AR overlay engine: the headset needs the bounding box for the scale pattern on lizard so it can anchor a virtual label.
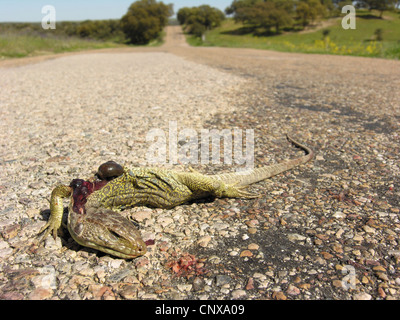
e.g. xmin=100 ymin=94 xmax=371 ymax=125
xmin=39 ymin=135 xmax=314 ymax=259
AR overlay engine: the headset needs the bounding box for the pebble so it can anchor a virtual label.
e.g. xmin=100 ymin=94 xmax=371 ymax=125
xmin=240 ymin=250 xmax=253 ymax=257
xmin=231 ymin=289 xmax=246 ymax=299
xmin=197 ymin=236 xmax=212 ymax=247
xmin=248 ymin=243 xmax=259 ymax=250
xmin=272 ymin=291 xmax=287 ymax=300
xmin=287 ymin=284 xmax=301 ymax=295
xmin=215 ymin=275 xmax=232 ymax=287
xmin=288 ymin=233 xmax=307 ymax=242
xmin=353 ymin=293 xmax=372 ymax=300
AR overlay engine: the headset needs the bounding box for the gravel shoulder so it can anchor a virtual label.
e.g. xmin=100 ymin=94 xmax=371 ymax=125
xmin=0 ymin=26 xmax=399 ymax=300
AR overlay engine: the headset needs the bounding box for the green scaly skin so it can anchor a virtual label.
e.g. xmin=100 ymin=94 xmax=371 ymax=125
xmin=38 ymin=135 xmax=314 ymax=259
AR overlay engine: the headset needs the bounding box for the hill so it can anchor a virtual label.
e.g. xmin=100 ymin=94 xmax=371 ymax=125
xmin=188 ymin=10 xmax=400 ymax=59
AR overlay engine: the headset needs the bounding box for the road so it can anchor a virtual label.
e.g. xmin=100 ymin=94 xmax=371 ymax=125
xmin=0 ymin=26 xmax=399 ymax=301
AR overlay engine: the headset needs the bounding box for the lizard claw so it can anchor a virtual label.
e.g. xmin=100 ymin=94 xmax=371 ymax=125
xmin=38 ymin=218 xmax=60 ymax=242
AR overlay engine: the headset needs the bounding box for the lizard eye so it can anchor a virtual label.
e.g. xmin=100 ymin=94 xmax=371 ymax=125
xmin=96 ymin=161 xmax=124 ymax=181
xmin=109 ymin=229 xmax=122 ymax=241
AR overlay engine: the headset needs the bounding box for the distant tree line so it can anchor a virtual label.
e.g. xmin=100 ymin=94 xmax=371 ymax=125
xmin=177 ymin=5 xmax=225 ymax=37
xmin=356 ymin=0 xmax=398 ymax=17
xmin=224 ymin=0 xmax=398 ymax=34
xmin=0 ymin=0 xmax=173 ymax=45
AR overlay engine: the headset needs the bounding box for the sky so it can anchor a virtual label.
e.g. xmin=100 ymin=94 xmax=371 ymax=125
xmin=0 ymin=0 xmax=233 ymax=22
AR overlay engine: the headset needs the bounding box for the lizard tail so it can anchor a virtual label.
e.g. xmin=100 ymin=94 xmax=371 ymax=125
xmin=210 ymin=134 xmax=314 ymax=187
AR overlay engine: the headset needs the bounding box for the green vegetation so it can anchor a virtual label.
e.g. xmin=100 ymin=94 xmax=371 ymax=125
xmin=177 ymin=5 xmax=225 ymax=37
xmin=0 ymin=0 xmax=173 ymax=59
xmin=0 ymin=22 xmax=125 ymax=58
xmin=186 ymin=5 xmax=400 ymax=59
xmin=121 ymin=0 xmax=173 ymax=44
xmin=0 ymin=33 xmax=123 ymax=59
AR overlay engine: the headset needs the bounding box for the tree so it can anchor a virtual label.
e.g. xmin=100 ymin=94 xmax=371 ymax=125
xmin=177 ymin=5 xmax=225 ymax=37
xmin=121 ymin=0 xmax=173 ymax=44
xmin=357 ymin=0 xmax=397 ymax=17
xmin=295 ymin=0 xmax=326 ymax=26
xmin=229 ymin=0 xmax=293 ymax=33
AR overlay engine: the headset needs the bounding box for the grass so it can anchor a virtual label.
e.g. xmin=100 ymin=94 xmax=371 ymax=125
xmin=0 ymin=33 xmax=126 ymax=58
xmin=188 ymin=10 xmax=400 ymax=59
xmin=0 ymin=24 xmax=165 ymax=59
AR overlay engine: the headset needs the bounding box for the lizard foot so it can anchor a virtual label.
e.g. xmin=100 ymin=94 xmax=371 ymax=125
xmin=215 ymin=182 xmax=260 ymax=199
xmin=38 ymin=215 xmax=61 ymax=242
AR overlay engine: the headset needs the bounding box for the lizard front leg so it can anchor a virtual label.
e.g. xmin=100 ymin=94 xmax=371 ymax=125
xmin=39 ymin=184 xmax=72 ymax=240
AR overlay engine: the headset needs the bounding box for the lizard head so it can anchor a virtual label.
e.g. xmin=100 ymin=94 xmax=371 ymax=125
xmin=69 ymin=207 xmax=147 ymax=259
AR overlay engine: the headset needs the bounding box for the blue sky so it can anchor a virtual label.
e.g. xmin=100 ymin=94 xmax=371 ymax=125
xmin=0 ymin=0 xmax=233 ymax=22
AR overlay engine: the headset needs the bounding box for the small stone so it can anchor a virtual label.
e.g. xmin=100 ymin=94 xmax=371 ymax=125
xmin=0 ymin=292 xmax=24 ymax=300
xmin=353 ymin=235 xmax=364 ymax=242
xmin=215 ymin=275 xmax=232 ymax=286
xmin=197 ymin=236 xmax=212 ymax=248
xmin=335 ymin=228 xmax=345 ymax=238
xmin=247 ymin=243 xmax=259 ymax=250
xmin=158 ymin=217 xmax=173 ymax=228
xmin=363 ymin=225 xmax=375 ymax=234
xmin=119 ymin=285 xmax=138 ymax=299
xmin=333 ymin=212 xmax=346 ymax=219
xmin=286 ymin=284 xmax=300 ymax=295
xmin=272 ymin=291 xmax=287 ymax=300
xmin=245 ymin=277 xmax=254 ymax=290
xmin=1 ymin=224 xmax=20 ymax=240
xmin=231 ymin=289 xmax=246 ymax=299
xmin=332 ymin=244 xmax=343 ymax=253
xmin=362 ymin=276 xmax=370 ymax=284
xmin=130 ymin=210 xmax=152 ymax=222
xmin=321 ymin=251 xmax=333 ymax=259
xmin=245 ymin=219 xmax=259 ymax=228
xmin=0 ymin=247 xmax=13 ymax=259
xmin=378 ymin=287 xmax=386 ymax=298
xmin=332 ymin=280 xmax=343 ymax=288
xmin=192 ymin=277 xmax=205 ymax=291
xmin=288 ymin=233 xmax=306 ymax=242
xmin=376 ymin=272 xmax=389 ymax=281
xmin=373 ymin=266 xmax=386 ymax=272
xmin=298 ymin=283 xmax=311 ymax=290
xmin=28 ymin=288 xmax=53 ymax=300
xmin=109 ymin=259 xmax=123 ymax=269
xmin=240 ymin=250 xmax=253 ymax=257
xmin=353 ymin=293 xmax=372 ymax=300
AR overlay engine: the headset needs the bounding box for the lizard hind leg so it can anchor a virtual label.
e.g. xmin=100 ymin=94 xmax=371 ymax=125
xmin=222 ymin=183 xmax=260 ymax=199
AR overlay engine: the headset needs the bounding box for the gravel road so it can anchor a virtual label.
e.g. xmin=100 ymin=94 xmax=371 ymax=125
xmin=0 ymin=26 xmax=399 ymax=300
